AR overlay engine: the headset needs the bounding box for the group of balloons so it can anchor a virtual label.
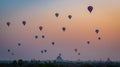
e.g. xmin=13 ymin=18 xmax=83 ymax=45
xmin=74 ymin=48 xmax=80 ymax=55
xmin=5 ymin=5 xmax=102 ymax=59
xmin=41 ymin=49 xmax=47 ymax=54
xmin=86 ymin=29 xmax=101 ymax=45
xmin=95 ymin=29 xmax=101 ymax=40
xmin=55 ymin=13 xmax=71 ymax=32
xmin=7 ymin=43 xmax=22 ymax=56
xmin=34 ymin=26 xmax=45 ymax=39
xmin=6 ymin=21 xmax=26 ymax=27
xmin=55 ymin=13 xmax=72 ymax=20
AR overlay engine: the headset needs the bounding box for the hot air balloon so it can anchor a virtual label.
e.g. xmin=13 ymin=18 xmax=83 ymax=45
xmin=78 ymin=53 xmax=80 ymax=55
xmin=22 ymin=21 xmax=26 ymax=26
xmin=95 ymin=29 xmax=99 ymax=34
xmin=87 ymin=41 xmax=90 ymax=44
xmin=42 ymin=35 xmax=45 ymax=39
xmin=35 ymin=35 xmax=38 ymax=39
xmin=68 ymin=15 xmax=72 ymax=19
xmin=18 ymin=43 xmax=21 ymax=46
xmin=8 ymin=49 xmax=10 ymax=52
xmin=6 ymin=22 xmax=10 ymax=27
xmin=74 ymin=48 xmax=77 ymax=52
xmin=88 ymin=6 xmax=93 ymax=13
xmin=98 ymin=37 xmax=101 ymax=40
xmin=44 ymin=49 xmax=47 ymax=53
xmin=52 ymin=42 xmax=55 ymax=45
xmin=39 ymin=26 xmax=43 ymax=31
xmin=41 ymin=50 xmax=43 ymax=54
xmin=62 ymin=27 xmax=66 ymax=32
xmin=55 ymin=13 xmax=59 ymax=17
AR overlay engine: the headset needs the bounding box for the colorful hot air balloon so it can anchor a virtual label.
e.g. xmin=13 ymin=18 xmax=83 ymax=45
xmin=39 ymin=26 xmax=43 ymax=31
xmin=62 ymin=27 xmax=66 ymax=32
xmin=55 ymin=13 xmax=59 ymax=17
xmin=6 ymin=22 xmax=10 ymax=27
xmin=88 ymin=6 xmax=93 ymax=13
xmin=22 ymin=21 xmax=26 ymax=26
xmin=68 ymin=15 xmax=72 ymax=19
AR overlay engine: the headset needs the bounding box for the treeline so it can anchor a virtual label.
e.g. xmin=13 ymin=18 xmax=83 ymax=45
xmin=0 ymin=59 xmax=120 ymax=67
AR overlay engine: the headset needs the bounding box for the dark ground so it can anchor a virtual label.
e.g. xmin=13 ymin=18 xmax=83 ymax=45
xmin=0 ymin=59 xmax=120 ymax=67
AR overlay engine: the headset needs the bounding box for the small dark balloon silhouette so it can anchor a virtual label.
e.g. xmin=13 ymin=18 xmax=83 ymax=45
xmin=95 ymin=29 xmax=99 ymax=34
xmin=74 ymin=48 xmax=77 ymax=52
xmin=87 ymin=41 xmax=90 ymax=44
xmin=22 ymin=21 xmax=26 ymax=26
xmin=39 ymin=26 xmax=43 ymax=31
xmin=8 ymin=49 xmax=10 ymax=52
xmin=62 ymin=27 xmax=66 ymax=32
xmin=44 ymin=49 xmax=47 ymax=53
xmin=88 ymin=6 xmax=93 ymax=13
xmin=41 ymin=50 xmax=44 ymax=53
xmin=42 ymin=35 xmax=45 ymax=39
xmin=78 ymin=53 xmax=80 ymax=55
xmin=55 ymin=13 xmax=59 ymax=17
xmin=68 ymin=15 xmax=72 ymax=19
xmin=6 ymin=22 xmax=10 ymax=27
xmin=98 ymin=37 xmax=101 ymax=40
xmin=18 ymin=43 xmax=21 ymax=46
xmin=52 ymin=42 xmax=55 ymax=45
xmin=35 ymin=35 xmax=38 ymax=39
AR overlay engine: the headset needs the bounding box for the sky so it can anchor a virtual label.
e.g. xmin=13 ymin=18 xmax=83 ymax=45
xmin=0 ymin=0 xmax=120 ymax=61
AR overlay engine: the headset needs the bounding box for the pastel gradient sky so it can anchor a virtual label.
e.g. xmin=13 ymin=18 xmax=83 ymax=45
xmin=0 ymin=0 xmax=120 ymax=61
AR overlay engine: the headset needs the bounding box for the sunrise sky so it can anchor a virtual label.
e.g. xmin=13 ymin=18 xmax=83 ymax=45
xmin=0 ymin=0 xmax=120 ymax=61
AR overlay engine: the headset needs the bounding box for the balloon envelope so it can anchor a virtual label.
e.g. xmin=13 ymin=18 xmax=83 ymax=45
xmin=35 ymin=35 xmax=38 ymax=39
xmin=8 ymin=49 xmax=10 ymax=52
xmin=41 ymin=50 xmax=43 ymax=53
xmin=78 ymin=53 xmax=80 ymax=55
xmin=44 ymin=50 xmax=47 ymax=53
xmin=98 ymin=37 xmax=101 ymax=40
xmin=88 ymin=6 xmax=93 ymax=13
xmin=74 ymin=48 xmax=77 ymax=52
xmin=22 ymin=21 xmax=26 ymax=26
xmin=52 ymin=42 xmax=55 ymax=45
xmin=55 ymin=13 xmax=59 ymax=17
xmin=95 ymin=29 xmax=99 ymax=34
xmin=42 ymin=35 xmax=45 ymax=39
xmin=87 ymin=41 xmax=90 ymax=44
xmin=39 ymin=26 xmax=43 ymax=31
xmin=62 ymin=27 xmax=66 ymax=32
xmin=6 ymin=22 xmax=10 ymax=27
xmin=18 ymin=43 xmax=21 ymax=46
xmin=68 ymin=15 xmax=72 ymax=19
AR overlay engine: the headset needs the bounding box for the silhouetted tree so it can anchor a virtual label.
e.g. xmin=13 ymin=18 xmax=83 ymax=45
xmin=18 ymin=59 xmax=24 ymax=67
